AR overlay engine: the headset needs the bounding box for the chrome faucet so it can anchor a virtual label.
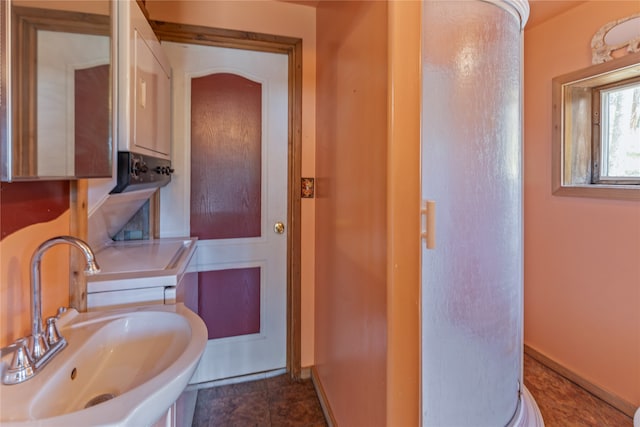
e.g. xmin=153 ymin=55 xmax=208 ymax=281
xmin=2 ymin=236 xmax=100 ymax=385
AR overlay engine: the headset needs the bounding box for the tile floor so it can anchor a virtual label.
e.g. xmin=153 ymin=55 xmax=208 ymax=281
xmin=524 ymin=354 xmax=633 ymax=427
xmin=193 ymin=354 xmax=634 ymax=427
xmin=193 ymin=374 xmax=327 ymax=427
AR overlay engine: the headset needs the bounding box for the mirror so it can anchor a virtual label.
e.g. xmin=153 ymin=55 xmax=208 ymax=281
xmin=1 ymin=0 xmax=113 ymax=181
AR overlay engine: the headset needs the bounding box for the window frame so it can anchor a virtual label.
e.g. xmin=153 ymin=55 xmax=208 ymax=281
xmin=551 ymin=51 xmax=640 ymax=200
xmin=591 ymin=75 xmax=640 ymax=186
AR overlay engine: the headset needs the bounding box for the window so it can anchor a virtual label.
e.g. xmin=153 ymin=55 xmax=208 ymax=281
xmin=593 ymin=78 xmax=640 ymax=184
xmin=552 ymin=52 xmax=640 ymax=200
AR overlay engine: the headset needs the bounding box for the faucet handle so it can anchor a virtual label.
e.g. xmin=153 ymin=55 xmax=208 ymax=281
xmin=56 ymin=306 xmax=68 ymax=319
xmin=45 ymin=317 xmax=63 ymax=346
xmin=3 ymin=338 xmax=35 ymax=385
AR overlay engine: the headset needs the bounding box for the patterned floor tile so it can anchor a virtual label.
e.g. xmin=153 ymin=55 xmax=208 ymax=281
xmin=194 ymin=375 xmax=326 ymax=427
xmin=193 ymin=361 xmax=633 ymax=427
xmin=524 ymin=354 xmax=633 ymax=427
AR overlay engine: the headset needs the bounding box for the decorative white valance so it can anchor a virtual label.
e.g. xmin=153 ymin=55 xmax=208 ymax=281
xmin=592 ymin=13 xmax=640 ymax=64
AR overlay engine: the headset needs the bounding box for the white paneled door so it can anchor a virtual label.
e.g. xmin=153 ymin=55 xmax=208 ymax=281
xmin=161 ymin=42 xmax=288 ymax=383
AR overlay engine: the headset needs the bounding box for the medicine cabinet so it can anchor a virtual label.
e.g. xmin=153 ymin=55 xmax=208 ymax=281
xmin=1 ymin=0 xmax=114 ymax=181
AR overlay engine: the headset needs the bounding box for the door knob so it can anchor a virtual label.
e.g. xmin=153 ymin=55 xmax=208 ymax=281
xmin=274 ymin=222 xmax=285 ymax=234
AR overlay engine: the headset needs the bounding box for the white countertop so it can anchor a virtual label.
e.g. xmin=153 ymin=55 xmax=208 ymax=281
xmin=87 ymin=237 xmax=197 ymax=293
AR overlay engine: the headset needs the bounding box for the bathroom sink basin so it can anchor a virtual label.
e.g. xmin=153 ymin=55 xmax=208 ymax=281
xmin=0 ymin=304 xmax=207 ymax=427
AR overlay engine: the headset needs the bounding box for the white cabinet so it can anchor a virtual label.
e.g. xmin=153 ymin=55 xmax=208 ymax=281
xmin=118 ymin=0 xmax=171 ymax=158
xmin=85 ymin=238 xmax=197 ymax=311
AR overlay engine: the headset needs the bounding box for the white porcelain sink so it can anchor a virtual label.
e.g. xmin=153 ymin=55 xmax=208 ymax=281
xmin=0 ymin=304 xmax=207 ymax=427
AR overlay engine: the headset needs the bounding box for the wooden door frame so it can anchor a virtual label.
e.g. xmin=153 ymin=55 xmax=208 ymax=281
xmin=150 ymin=21 xmax=303 ymax=379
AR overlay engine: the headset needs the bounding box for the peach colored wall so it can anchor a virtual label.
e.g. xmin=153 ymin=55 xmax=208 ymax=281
xmin=524 ymin=1 xmax=640 ymax=407
xmin=315 ymin=1 xmax=389 ymax=425
xmin=0 ymin=214 xmax=70 ymax=347
xmin=144 ymin=0 xmax=317 ymax=368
